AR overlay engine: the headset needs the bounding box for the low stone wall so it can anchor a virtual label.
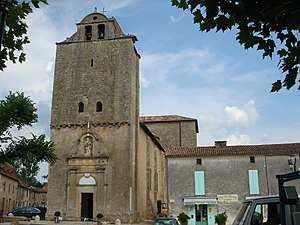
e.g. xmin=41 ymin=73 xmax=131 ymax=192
xmin=2 ymin=216 xmax=29 ymax=225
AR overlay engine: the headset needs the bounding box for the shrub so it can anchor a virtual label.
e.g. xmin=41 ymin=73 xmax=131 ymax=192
xmin=215 ymin=212 xmax=227 ymax=225
xmin=177 ymin=212 xmax=190 ymax=224
xmin=96 ymin=213 xmax=104 ymax=220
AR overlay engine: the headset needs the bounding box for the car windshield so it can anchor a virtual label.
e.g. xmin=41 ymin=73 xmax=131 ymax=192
xmin=232 ymin=202 xmax=251 ymax=225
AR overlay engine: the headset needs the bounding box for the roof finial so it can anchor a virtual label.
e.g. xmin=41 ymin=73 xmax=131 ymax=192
xmin=94 ymin=7 xmax=97 ymax=13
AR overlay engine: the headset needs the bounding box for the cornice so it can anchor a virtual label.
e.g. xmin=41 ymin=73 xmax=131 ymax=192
xmin=50 ymin=122 xmax=130 ymax=129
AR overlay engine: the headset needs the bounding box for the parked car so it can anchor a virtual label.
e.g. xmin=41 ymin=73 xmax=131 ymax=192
xmin=154 ymin=218 xmax=180 ymax=225
xmin=12 ymin=207 xmax=41 ymax=218
xmin=32 ymin=204 xmax=47 ymax=219
xmin=232 ymin=195 xmax=300 ymax=225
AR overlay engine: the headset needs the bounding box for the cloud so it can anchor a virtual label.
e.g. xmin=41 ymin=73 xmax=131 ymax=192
xmin=224 ymin=100 xmax=259 ymax=127
xmin=139 ymin=47 xmax=263 ymax=146
xmin=170 ymin=14 xmax=185 ymax=23
xmin=140 ymin=48 xmax=211 ymax=86
xmin=140 ymin=72 xmax=150 ymax=88
xmin=226 ymin=134 xmax=251 ymax=145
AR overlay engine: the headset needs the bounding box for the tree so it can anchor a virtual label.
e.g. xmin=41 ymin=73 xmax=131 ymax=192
xmin=0 ymin=92 xmax=56 ymax=185
xmin=0 ymin=0 xmax=48 ymax=70
xmin=171 ymin=0 xmax=300 ymax=92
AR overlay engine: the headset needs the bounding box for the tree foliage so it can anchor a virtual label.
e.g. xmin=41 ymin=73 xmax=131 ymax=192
xmin=0 ymin=92 xmax=56 ymax=185
xmin=0 ymin=0 xmax=48 ymax=70
xmin=0 ymin=92 xmax=37 ymax=142
xmin=5 ymin=134 xmax=55 ymax=186
xmin=171 ymin=0 xmax=300 ymax=92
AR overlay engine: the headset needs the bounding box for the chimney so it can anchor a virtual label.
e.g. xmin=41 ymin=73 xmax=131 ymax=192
xmin=215 ymin=141 xmax=227 ymax=148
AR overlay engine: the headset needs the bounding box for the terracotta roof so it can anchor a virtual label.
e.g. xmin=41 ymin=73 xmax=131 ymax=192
xmin=140 ymin=115 xmax=199 ymax=133
xmin=166 ymin=143 xmax=300 ymax=157
xmin=30 ymin=183 xmax=48 ymax=193
xmin=0 ymin=163 xmax=19 ymax=182
xmin=140 ymin=115 xmax=196 ymax=122
xmin=0 ymin=163 xmax=28 ymax=188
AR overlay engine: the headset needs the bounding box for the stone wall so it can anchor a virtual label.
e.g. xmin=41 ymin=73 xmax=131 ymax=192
xmin=143 ymin=121 xmax=197 ymax=148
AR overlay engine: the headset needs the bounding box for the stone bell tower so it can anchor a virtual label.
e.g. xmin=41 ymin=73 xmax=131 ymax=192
xmin=47 ymin=11 xmax=140 ymax=223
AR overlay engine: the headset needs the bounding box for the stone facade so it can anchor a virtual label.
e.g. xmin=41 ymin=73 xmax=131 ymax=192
xmin=0 ymin=163 xmax=33 ymax=214
xmin=0 ymin=166 xmax=18 ymax=214
xmin=140 ymin=115 xmax=198 ymax=148
xmin=47 ymin=12 xmax=166 ymax=223
xmin=166 ymin=142 xmax=300 ymax=225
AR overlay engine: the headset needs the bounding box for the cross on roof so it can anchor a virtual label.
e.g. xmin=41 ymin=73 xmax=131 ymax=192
xmin=100 ymin=7 xmax=107 ymax=14
xmin=94 ymin=6 xmax=107 ymax=14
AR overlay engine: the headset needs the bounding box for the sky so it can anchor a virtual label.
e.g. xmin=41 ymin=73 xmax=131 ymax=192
xmin=1 ymin=0 xmax=300 ymax=180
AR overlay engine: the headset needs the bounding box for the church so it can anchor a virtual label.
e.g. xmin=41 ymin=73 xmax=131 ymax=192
xmin=47 ymin=11 xmax=167 ymax=223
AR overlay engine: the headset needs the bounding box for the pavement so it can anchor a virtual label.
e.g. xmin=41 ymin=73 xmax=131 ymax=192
xmin=1 ymin=219 xmax=154 ymax=225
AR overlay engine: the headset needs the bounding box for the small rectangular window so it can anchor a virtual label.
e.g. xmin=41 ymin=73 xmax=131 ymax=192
xmin=91 ymin=59 xmax=93 ymax=67
xmin=78 ymin=102 xmax=84 ymax=112
xmin=96 ymin=101 xmax=103 ymax=112
xmin=196 ymin=158 xmax=202 ymax=165
xmin=250 ymin=156 xmax=255 ymax=163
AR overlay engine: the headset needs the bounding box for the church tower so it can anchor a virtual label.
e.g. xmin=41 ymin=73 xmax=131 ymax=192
xmin=47 ymin=11 xmax=141 ymax=223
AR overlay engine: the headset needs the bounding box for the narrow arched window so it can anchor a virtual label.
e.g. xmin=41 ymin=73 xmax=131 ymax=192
xmin=98 ymin=24 xmax=105 ymax=39
xmin=79 ymin=102 xmax=84 ymax=112
xmin=96 ymin=101 xmax=102 ymax=112
xmin=85 ymin=25 xmax=92 ymax=40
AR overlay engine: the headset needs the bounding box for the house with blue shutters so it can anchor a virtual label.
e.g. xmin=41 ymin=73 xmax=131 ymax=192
xmin=165 ymin=141 xmax=300 ymax=225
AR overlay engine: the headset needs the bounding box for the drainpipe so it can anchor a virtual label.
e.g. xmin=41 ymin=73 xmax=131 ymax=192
xmin=264 ymin=155 xmax=270 ymax=195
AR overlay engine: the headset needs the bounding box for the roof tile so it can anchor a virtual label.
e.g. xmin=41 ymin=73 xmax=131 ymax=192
xmin=166 ymin=143 xmax=300 ymax=157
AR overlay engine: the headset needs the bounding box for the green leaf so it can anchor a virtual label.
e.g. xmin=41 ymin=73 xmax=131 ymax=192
xmin=19 ymin=52 xmax=26 ymax=63
xmin=206 ymin=0 xmax=219 ymax=18
xmin=1 ymin=0 xmax=48 ymax=69
xmin=188 ymin=0 xmax=199 ymax=11
xmin=192 ymin=9 xmax=203 ymax=24
xmin=271 ymin=80 xmax=282 ymax=92
xmin=283 ymin=67 xmax=298 ymax=90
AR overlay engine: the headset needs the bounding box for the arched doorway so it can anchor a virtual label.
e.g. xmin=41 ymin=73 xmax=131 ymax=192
xmin=79 ymin=174 xmax=96 ymax=221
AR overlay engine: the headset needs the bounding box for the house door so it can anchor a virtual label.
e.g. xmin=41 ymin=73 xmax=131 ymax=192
xmin=81 ymin=193 xmax=93 ymax=221
xmin=195 ymin=205 xmax=208 ymax=225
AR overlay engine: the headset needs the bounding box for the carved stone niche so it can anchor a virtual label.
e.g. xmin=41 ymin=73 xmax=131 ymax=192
xmin=75 ymin=130 xmax=109 ymax=158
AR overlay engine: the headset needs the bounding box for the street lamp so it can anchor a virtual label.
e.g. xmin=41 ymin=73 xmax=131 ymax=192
xmin=288 ymin=155 xmax=297 ymax=172
xmin=0 ymin=0 xmax=12 ymax=58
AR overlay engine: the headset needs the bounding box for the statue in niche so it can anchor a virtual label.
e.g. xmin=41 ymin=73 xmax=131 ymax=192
xmin=84 ymin=136 xmax=93 ymax=156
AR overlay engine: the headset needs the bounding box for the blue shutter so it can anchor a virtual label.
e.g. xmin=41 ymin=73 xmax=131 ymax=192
xmin=248 ymin=170 xmax=259 ymax=194
xmin=195 ymin=171 xmax=205 ymax=195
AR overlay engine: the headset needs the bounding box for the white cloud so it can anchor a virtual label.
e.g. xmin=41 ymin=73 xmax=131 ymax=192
xmin=140 ymin=72 xmax=150 ymax=87
xmin=46 ymin=61 xmax=54 ymax=74
xmin=224 ymin=100 xmax=259 ymax=127
xmin=226 ymin=134 xmax=251 ymax=145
